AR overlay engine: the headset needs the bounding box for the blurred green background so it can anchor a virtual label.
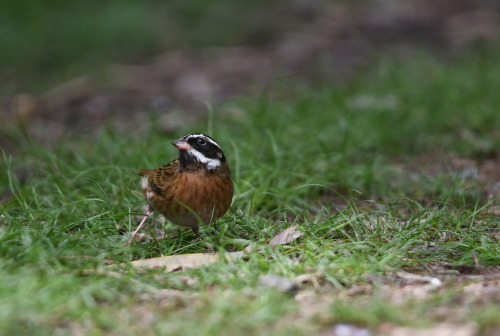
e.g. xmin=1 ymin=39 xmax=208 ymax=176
xmin=0 ymin=0 xmax=284 ymax=93
xmin=3 ymin=0 xmax=499 ymax=148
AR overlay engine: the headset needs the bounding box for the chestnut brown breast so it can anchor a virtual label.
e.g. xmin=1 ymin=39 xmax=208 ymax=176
xmin=142 ymin=171 xmax=233 ymax=228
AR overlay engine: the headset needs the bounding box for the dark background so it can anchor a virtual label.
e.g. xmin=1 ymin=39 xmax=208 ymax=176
xmin=1 ymin=0 xmax=499 ymax=147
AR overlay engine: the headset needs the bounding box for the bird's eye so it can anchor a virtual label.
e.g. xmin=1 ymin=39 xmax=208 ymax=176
xmin=197 ymin=138 xmax=206 ymax=145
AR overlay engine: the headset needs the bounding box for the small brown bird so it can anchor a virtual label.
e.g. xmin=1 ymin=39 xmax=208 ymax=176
xmin=131 ymin=133 xmax=234 ymax=241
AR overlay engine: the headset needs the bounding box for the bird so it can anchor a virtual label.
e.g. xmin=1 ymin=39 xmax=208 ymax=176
xmin=131 ymin=133 xmax=234 ymax=242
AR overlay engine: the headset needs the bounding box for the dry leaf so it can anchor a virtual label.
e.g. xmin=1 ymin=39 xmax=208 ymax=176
xmin=293 ymin=271 xmax=324 ymax=289
xmin=269 ymin=224 xmax=304 ymax=246
xmin=130 ymin=252 xmax=244 ymax=271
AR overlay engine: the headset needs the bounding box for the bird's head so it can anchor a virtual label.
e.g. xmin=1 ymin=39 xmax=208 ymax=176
xmin=172 ymin=133 xmax=227 ymax=172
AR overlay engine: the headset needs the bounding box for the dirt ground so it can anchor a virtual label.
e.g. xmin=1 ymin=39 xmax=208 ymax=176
xmin=2 ymin=0 xmax=500 ymax=148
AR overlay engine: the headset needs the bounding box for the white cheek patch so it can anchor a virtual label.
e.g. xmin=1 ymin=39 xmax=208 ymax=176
xmin=188 ymin=148 xmax=221 ymax=170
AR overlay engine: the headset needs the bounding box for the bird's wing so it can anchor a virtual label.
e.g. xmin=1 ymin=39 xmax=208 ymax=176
xmin=136 ymin=159 xmax=180 ymax=194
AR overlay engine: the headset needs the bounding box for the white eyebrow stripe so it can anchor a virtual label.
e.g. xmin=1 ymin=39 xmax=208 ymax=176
xmin=187 ymin=148 xmax=221 ymax=170
xmin=186 ymin=134 xmax=221 ymax=149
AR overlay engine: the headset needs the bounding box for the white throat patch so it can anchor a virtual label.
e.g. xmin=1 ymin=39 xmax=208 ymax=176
xmin=187 ymin=148 xmax=221 ymax=170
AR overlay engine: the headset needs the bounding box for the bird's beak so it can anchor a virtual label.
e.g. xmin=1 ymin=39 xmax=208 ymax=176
xmin=171 ymin=138 xmax=191 ymax=150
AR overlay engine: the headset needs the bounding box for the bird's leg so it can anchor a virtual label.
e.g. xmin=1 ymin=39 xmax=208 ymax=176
xmin=191 ymin=227 xmax=203 ymax=239
xmin=129 ymin=209 xmax=153 ymax=243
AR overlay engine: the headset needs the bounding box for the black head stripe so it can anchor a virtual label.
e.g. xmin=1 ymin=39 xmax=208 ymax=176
xmin=185 ymin=134 xmax=221 ymax=149
xmin=185 ymin=134 xmax=226 ymax=162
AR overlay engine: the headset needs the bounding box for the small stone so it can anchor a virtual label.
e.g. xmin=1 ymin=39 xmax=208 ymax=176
xmin=259 ymin=274 xmax=299 ymax=293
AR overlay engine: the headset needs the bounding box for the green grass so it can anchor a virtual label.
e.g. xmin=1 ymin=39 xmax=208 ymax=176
xmin=0 ymin=0 xmax=282 ymax=94
xmin=1 ymin=47 xmax=500 ymax=335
